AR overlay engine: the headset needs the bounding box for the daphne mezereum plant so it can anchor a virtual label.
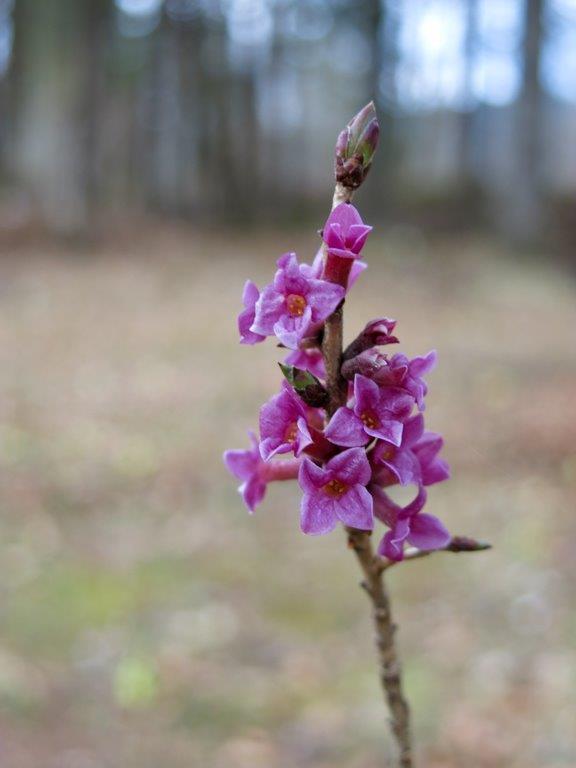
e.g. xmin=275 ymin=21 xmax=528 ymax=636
xmin=223 ymin=103 xmax=490 ymax=767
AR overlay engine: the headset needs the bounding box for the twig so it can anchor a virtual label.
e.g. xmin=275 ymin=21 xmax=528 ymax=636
xmin=377 ymin=536 xmax=492 ymax=573
xmin=320 ymin=182 xmax=414 ymax=767
xmin=346 ymin=528 xmax=414 ymax=768
xmin=322 ymin=182 xmax=353 ymax=417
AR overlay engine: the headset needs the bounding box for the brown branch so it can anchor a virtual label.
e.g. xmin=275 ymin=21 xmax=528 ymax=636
xmin=376 ymin=536 xmax=492 ymax=573
xmin=347 ymin=528 xmax=414 ymax=768
xmin=322 ymin=182 xmax=353 ymax=417
xmin=320 ymin=182 xmax=414 ymax=766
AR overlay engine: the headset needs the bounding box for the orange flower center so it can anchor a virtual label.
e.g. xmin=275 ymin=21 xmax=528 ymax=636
xmin=322 ymin=478 xmax=348 ymax=498
xmin=379 ymin=445 xmax=395 ymax=461
xmin=360 ymin=410 xmax=379 ymax=430
xmin=286 ymin=294 xmax=307 ymax=317
xmin=284 ymin=422 xmax=298 ymax=443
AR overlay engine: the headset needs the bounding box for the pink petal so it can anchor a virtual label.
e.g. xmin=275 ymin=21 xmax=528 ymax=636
xmin=407 ymin=513 xmax=450 ymax=550
xmin=259 ymin=437 xmax=289 ymax=461
xmin=365 ymin=418 xmax=403 ymax=447
xmin=325 ymin=407 xmax=367 ymax=447
xmin=422 ymin=458 xmax=451 ymax=486
xmin=335 ymin=486 xmax=373 ymax=530
xmin=242 ymin=279 xmax=259 ymax=307
xmin=241 ymin=477 xmax=266 ymax=513
xmin=325 ymin=202 xmax=363 ymax=232
xmin=371 ymin=486 xmax=401 ymax=526
xmin=414 ymin=432 xmax=443 ymax=463
xmin=300 ymin=491 xmax=337 ymax=535
xmin=307 ymin=279 xmax=345 ymax=323
xmin=402 ymin=414 xmax=425 ymax=447
xmin=284 ymin=348 xmax=325 ymax=378
xmin=347 ymin=260 xmax=367 ymax=289
xmin=377 ymin=388 xmax=414 ymax=419
xmin=223 ymin=449 xmax=257 ymax=481
xmin=353 ymin=374 xmax=380 ymax=413
xmin=298 ymin=457 xmax=329 ymax=493
xmin=273 ymin=303 xmax=312 ymax=349
xmin=378 ymin=518 xmax=410 ymax=560
xmin=410 ymin=350 xmax=437 ymax=377
xmin=251 ymin=285 xmax=284 ymax=336
xmin=294 ymin=416 xmax=313 ymax=456
xmin=381 ymin=449 xmax=421 ymax=487
xmin=328 ymin=447 xmax=371 ymax=486
xmin=325 ymin=222 xmax=346 ymax=250
xmin=239 ymin=281 xmax=265 ymax=345
xmin=348 ymin=224 xmax=372 ymax=253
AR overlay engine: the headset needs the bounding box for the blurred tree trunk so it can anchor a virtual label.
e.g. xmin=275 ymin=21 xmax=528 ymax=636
xmin=0 ymin=74 xmax=9 ymax=186
xmin=459 ymin=0 xmax=479 ymax=185
xmin=507 ymin=0 xmax=546 ymax=245
xmin=10 ymin=0 xmax=112 ymax=236
xmin=364 ymin=0 xmax=385 ymax=205
xmin=208 ymin=23 xmax=258 ymax=223
xmin=175 ymin=14 xmax=204 ymax=215
xmin=0 ymin=2 xmax=12 ymax=185
xmin=145 ymin=11 xmax=182 ymax=214
xmin=144 ymin=7 xmax=258 ymax=224
xmin=363 ymin=0 xmax=401 ymax=216
xmin=77 ymin=0 xmax=112 ymax=227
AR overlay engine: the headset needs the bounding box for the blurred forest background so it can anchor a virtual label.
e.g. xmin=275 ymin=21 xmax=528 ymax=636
xmin=1 ymin=2 xmax=576 ymax=768
xmin=0 ymin=0 xmax=575 ymax=247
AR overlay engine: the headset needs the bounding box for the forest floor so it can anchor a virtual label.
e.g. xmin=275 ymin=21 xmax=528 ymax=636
xmin=0 ymin=225 xmax=575 ymax=768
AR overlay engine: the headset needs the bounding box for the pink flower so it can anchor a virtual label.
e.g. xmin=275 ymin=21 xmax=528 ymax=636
xmin=259 ymin=388 xmax=313 ymax=461
xmin=371 ymin=414 xmax=425 ymax=487
xmin=373 ymin=486 xmax=450 ymax=561
xmin=325 ymin=374 xmax=413 ymax=448
xmin=341 ymin=349 xmax=437 ymax=411
xmin=238 ymin=280 xmax=265 ymax=345
xmin=223 ymin=432 xmax=301 ymax=512
xmin=412 ymin=431 xmax=451 ymax=486
xmin=323 ymin=203 xmax=372 ymax=260
xmin=251 ymin=253 xmax=344 ymax=349
xmin=299 ymin=448 xmax=373 ymax=535
xmin=371 ymin=415 xmax=451 ymax=488
xmin=373 ymin=351 xmax=437 ymax=410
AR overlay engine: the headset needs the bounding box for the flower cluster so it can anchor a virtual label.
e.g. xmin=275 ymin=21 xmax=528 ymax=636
xmin=224 ymin=196 xmax=451 ymax=563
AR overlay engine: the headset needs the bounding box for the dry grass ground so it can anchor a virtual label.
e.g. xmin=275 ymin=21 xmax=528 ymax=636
xmin=0 ymin=226 xmax=575 ymax=767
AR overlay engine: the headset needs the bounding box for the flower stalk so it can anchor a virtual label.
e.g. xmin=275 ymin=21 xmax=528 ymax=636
xmin=320 ymin=183 xmax=352 ymax=416
xmin=320 ymin=166 xmax=414 ymax=768
xmin=347 ymin=527 xmax=413 ymax=768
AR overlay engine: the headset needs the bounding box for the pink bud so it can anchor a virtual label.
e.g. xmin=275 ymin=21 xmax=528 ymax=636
xmin=334 ymin=102 xmax=380 ymax=189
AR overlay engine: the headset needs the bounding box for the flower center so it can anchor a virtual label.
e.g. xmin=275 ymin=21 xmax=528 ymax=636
xmin=360 ymin=410 xmax=380 ymax=430
xmin=284 ymin=422 xmax=298 ymax=443
xmin=322 ymin=478 xmax=348 ymax=498
xmin=379 ymin=445 xmax=395 ymax=461
xmin=286 ymin=294 xmax=307 ymax=317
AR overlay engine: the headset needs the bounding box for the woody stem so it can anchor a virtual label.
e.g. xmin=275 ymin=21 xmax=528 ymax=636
xmin=320 ymin=184 xmax=414 ymax=767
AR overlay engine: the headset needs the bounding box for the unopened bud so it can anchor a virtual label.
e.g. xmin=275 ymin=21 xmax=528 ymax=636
xmin=340 ymin=348 xmax=388 ymax=381
xmin=335 ymin=102 xmax=380 ymax=189
xmin=446 ymin=536 xmax=492 ymax=553
xmin=343 ymin=318 xmax=398 ymax=360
